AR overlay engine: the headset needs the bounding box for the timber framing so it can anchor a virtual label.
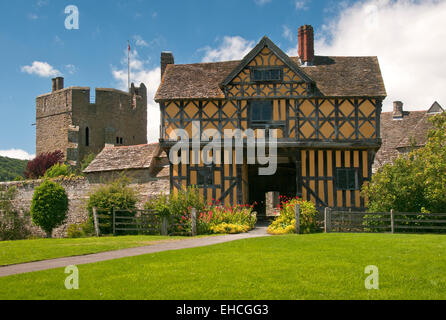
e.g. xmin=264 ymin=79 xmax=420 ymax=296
xmin=156 ymin=34 xmax=386 ymax=212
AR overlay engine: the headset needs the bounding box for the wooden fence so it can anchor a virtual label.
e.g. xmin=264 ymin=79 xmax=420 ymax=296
xmin=92 ymin=207 xmax=198 ymax=237
xmin=324 ymin=208 xmax=446 ymax=233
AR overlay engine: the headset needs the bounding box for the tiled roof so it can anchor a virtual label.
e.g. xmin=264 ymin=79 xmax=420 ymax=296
xmin=373 ymin=110 xmax=438 ymax=171
xmin=155 ymin=55 xmax=386 ymax=101
xmin=83 ymin=144 xmax=165 ymax=174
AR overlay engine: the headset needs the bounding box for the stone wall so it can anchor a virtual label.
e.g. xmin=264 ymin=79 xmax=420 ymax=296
xmin=0 ymin=176 xmax=169 ymax=238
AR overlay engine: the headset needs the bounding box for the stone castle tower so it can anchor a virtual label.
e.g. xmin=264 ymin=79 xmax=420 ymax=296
xmin=36 ymin=77 xmax=147 ymax=166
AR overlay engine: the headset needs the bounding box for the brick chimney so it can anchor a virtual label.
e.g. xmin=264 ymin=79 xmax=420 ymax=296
xmin=52 ymin=77 xmax=64 ymax=92
xmin=298 ymin=25 xmax=314 ymax=66
xmin=161 ymin=52 xmax=174 ymax=80
xmin=393 ymin=101 xmax=404 ymax=119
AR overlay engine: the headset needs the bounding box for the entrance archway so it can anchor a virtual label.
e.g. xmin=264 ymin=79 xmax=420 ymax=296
xmin=248 ymin=163 xmax=297 ymax=219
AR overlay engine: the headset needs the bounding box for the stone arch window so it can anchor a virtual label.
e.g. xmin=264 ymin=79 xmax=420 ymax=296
xmin=85 ymin=127 xmax=90 ymax=147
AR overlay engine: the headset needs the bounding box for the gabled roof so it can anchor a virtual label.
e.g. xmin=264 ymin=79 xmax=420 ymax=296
xmin=155 ymin=39 xmax=386 ymax=101
xmin=83 ymin=144 xmax=166 ymax=174
xmin=427 ymin=101 xmax=444 ymax=114
xmin=220 ymin=36 xmax=314 ymax=87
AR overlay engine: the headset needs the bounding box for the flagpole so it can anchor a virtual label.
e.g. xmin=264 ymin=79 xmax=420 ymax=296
xmin=127 ymin=40 xmax=130 ymax=90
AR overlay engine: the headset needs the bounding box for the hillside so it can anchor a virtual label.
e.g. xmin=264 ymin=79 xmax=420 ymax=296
xmin=0 ymin=156 xmax=28 ymax=182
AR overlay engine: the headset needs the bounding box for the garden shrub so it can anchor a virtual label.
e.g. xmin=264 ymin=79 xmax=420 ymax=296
xmin=66 ymin=224 xmax=84 ymax=238
xmin=24 ymin=150 xmax=64 ymax=179
xmin=67 ymin=218 xmax=96 ymax=238
xmin=168 ymin=186 xmax=206 ymax=217
xmin=44 ymin=163 xmax=73 ymax=179
xmin=144 ymin=193 xmax=170 ymax=216
xmin=30 ymin=180 xmax=69 ymax=238
xmin=87 ymin=177 xmax=138 ymax=234
xmin=267 ymin=198 xmax=318 ymax=235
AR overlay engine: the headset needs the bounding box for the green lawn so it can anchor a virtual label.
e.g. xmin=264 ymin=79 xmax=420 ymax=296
xmin=0 ymin=235 xmax=189 ymax=266
xmin=1 ymin=233 xmax=445 ymax=300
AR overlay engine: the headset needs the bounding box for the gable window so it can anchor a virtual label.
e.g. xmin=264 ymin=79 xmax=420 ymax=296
xmin=250 ymin=100 xmax=273 ymax=125
xmin=336 ymin=168 xmax=359 ymax=190
xmin=251 ymin=68 xmax=283 ymax=82
xmin=196 ymin=167 xmax=214 ymax=187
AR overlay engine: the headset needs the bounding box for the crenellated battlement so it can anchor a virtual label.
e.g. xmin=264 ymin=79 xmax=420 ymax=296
xmin=36 ymin=78 xmax=148 ymax=166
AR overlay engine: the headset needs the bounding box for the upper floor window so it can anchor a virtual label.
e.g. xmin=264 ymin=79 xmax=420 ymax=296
xmin=251 ymin=68 xmax=283 ymax=82
xmin=197 ymin=167 xmax=214 ymax=187
xmin=336 ymin=168 xmax=359 ymax=190
xmin=250 ymin=100 xmax=273 ymax=125
xmin=85 ymin=127 xmax=90 ymax=147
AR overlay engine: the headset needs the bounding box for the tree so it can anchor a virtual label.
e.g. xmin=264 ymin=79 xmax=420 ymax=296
xmin=44 ymin=163 xmax=72 ymax=179
xmin=25 ymin=150 xmax=64 ymax=179
xmin=363 ymin=112 xmax=446 ymax=213
xmin=30 ymin=180 xmax=69 ymax=238
xmin=0 ymin=156 xmax=28 ymax=182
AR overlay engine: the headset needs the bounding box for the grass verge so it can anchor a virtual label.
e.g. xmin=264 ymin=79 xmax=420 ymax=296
xmin=1 ymin=233 xmax=445 ymax=300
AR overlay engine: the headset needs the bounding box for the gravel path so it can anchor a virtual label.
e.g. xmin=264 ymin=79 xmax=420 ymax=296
xmin=0 ymin=225 xmax=270 ymax=278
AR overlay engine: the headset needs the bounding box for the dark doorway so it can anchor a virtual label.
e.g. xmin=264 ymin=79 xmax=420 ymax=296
xmin=248 ymin=163 xmax=297 ymax=218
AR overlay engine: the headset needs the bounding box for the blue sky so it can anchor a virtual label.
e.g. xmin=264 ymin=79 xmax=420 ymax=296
xmin=0 ymin=0 xmax=445 ymax=159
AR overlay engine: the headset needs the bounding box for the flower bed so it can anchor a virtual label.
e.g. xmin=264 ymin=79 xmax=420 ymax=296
xmin=145 ymin=189 xmax=257 ymax=235
xmin=267 ymin=197 xmax=318 ymax=235
xmin=199 ymin=203 xmax=257 ymax=234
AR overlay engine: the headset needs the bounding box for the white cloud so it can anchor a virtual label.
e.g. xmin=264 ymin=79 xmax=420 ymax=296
xmin=254 ymin=0 xmax=272 ymax=5
xmin=0 ymin=149 xmax=35 ymax=160
xmin=200 ymin=36 xmax=255 ymax=63
xmin=283 ymin=25 xmax=294 ymax=42
xmin=295 ymin=0 xmax=310 ymax=10
xmin=112 ymin=49 xmax=161 ymax=143
xmin=303 ymin=0 xmax=446 ymax=112
xmin=21 ymin=61 xmax=61 ymax=78
xmin=36 ymin=0 xmax=49 ymax=7
xmin=27 ymin=13 xmax=39 ymax=20
xmin=133 ymin=35 xmax=149 ymax=47
xmin=65 ymin=64 xmax=76 ymax=75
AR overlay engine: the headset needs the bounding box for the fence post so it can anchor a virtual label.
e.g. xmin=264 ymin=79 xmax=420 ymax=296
xmin=161 ymin=216 xmax=168 ymax=236
xmin=92 ymin=207 xmax=100 ymax=237
xmin=324 ymin=207 xmax=332 ymax=233
xmin=112 ymin=208 xmax=116 ymax=236
xmin=295 ymin=204 xmax=301 ymax=234
xmin=390 ymin=209 xmax=395 ymax=234
xmin=191 ymin=208 xmax=197 ymax=237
